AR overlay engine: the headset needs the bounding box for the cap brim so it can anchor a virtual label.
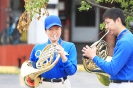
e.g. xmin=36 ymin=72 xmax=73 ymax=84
xmin=46 ymin=23 xmax=62 ymax=30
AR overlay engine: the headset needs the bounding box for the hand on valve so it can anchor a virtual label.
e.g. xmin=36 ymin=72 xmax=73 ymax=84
xmin=82 ymin=45 xmax=97 ymax=60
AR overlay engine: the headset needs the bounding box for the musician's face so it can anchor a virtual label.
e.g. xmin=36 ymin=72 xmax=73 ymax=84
xmin=104 ymin=18 xmax=119 ymax=36
xmin=46 ymin=26 xmax=61 ymax=43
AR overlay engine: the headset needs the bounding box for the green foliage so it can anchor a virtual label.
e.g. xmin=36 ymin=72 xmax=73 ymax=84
xmin=100 ymin=22 xmax=105 ymax=30
xmin=79 ymin=0 xmax=133 ymax=30
xmin=78 ymin=1 xmax=92 ymax=11
xmin=24 ymin=0 xmax=49 ymax=19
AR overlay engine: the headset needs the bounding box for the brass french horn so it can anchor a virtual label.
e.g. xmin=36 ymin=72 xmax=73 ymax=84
xmin=82 ymin=30 xmax=112 ymax=86
xmin=20 ymin=44 xmax=60 ymax=88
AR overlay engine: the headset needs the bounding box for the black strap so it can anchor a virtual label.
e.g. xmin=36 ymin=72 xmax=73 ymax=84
xmin=111 ymin=80 xmax=133 ymax=83
xmin=43 ymin=77 xmax=67 ymax=82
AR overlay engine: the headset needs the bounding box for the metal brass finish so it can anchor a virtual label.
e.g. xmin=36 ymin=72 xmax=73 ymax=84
xmin=82 ymin=31 xmax=112 ymax=86
xmin=20 ymin=44 xmax=60 ymax=88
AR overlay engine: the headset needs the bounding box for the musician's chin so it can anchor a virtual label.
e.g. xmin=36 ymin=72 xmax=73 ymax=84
xmin=51 ymin=39 xmax=58 ymax=43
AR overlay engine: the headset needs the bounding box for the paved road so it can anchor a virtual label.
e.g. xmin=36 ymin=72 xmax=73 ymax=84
xmin=0 ymin=71 xmax=108 ymax=88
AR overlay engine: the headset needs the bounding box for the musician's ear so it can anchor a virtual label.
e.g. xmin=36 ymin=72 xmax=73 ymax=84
xmin=116 ymin=17 xmax=122 ymax=24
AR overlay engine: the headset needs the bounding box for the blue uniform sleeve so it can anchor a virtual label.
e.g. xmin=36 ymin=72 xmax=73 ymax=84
xmin=93 ymin=40 xmax=133 ymax=76
xmin=62 ymin=43 xmax=77 ymax=75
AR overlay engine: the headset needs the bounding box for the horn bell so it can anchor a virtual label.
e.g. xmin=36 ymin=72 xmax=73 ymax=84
xmin=20 ymin=44 xmax=60 ymax=88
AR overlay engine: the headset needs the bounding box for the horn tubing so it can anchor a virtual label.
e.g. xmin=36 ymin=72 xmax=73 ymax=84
xmin=99 ymin=30 xmax=109 ymax=41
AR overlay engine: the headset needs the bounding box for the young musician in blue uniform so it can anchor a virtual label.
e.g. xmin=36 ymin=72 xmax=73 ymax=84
xmin=30 ymin=15 xmax=77 ymax=88
xmin=82 ymin=8 xmax=133 ymax=88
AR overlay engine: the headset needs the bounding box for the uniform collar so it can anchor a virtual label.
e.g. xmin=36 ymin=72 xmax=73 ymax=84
xmin=117 ymin=29 xmax=128 ymax=40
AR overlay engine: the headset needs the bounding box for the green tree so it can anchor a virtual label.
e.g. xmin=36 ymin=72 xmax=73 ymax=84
xmin=17 ymin=0 xmax=49 ymax=33
xmin=79 ymin=0 xmax=133 ymax=30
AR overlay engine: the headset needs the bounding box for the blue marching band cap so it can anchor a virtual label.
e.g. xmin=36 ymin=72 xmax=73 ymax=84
xmin=44 ymin=15 xmax=62 ymax=30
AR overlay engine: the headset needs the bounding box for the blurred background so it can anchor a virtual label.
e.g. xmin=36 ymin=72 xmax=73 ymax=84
xmin=0 ymin=0 xmax=127 ymax=88
xmin=0 ymin=0 xmax=118 ymax=66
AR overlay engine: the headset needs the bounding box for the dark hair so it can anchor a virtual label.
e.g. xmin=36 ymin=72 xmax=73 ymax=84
xmin=103 ymin=8 xmax=126 ymax=26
